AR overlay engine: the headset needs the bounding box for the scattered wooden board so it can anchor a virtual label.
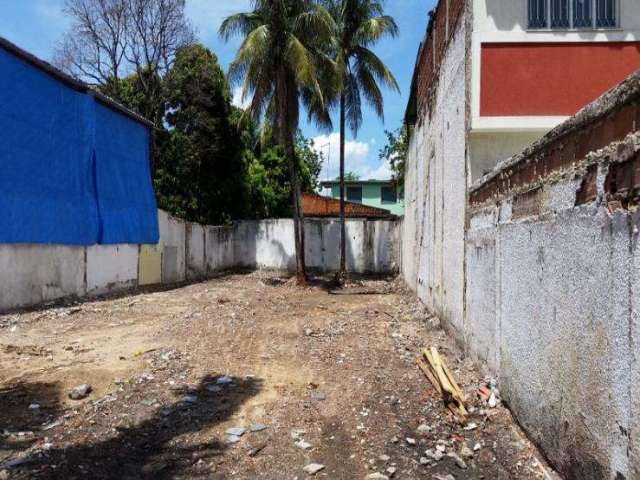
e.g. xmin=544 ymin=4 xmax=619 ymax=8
xmin=417 ymin=347 xmax=467 ymax=421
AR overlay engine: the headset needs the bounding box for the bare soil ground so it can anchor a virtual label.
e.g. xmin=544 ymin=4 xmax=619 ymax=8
xmin=0 ymin=273 xmax=557 ymax=480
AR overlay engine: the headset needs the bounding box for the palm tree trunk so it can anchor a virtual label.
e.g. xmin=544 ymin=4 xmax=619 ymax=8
xmin=277 ymin=68 xmax=307 ymax=284
xmin=338 ymin=91 xmax=346 ymax=277
xmin=287 ymin=135 xmax=307 ymax=284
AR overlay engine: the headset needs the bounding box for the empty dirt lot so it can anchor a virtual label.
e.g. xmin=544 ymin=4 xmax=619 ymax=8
xmin=0 ymin=273 xmax=556 ymax=479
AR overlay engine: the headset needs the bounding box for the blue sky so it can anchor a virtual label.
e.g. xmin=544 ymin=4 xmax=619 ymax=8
xmin=0 ymin=0 xmax=433 ymax=181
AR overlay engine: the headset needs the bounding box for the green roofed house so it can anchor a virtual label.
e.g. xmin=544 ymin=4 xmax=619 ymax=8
xmin=320 ymin=180 xmax=404 ymax=216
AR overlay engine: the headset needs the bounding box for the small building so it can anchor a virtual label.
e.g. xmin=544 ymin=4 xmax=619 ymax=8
xmin=319 ymin=180 xmax=404 ymax=216
xmin=301 ymin=193 xmax=394 ymax=219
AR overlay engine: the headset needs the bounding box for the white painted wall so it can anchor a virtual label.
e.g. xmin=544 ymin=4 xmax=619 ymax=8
xmin=473 ymin=0 xmax=640 ymax=35
xmin=233 ymin=219 xmax=400 ymax=274
xmin=158 ymin=210 xmax=186 ymax=283
xmin=403 ymin=17 xmax=468 ymax=337
xmin=0 ymin=245 xmax=86 ymax=311
xmin=0 ymin=212 xmax=400 ymax=312
xmin=86 ymin=244 xmax=138 ymax=295
xmin=466 ymin=195 xmax=639 ymax=478
xmin=205 ymin=225 xmax=235 ymax=273
xmin=186 ymin=223 xmax=206 ymax=280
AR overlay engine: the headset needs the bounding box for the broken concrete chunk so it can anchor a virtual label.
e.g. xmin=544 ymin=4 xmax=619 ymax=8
xmin=303 ymin=463 xmax=325 ymax=475
xmin=447 ymin=452 xmax=467 ymax=469
xmin=249 ymin=423 xmax=267 ymax=433
xmin=226 ymin=427 xmax=246 ymax=437
xmin=296 ymin=440 xmax=313 ymax=450
xmin=366 ymin=473 xmax=389 ymax=480
xmin=68 ymin=384 xmax=92 ymax=400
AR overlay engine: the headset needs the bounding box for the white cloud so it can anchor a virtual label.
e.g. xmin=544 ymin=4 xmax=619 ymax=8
xmin=311 ymin=132 xmax=394 ymax=183
xmin=363 ymin=160 xmax=393 ymax=180
xmin=232 ymin=86 xmax=251 ymax=109
xmin=311 ymin=133 xmax=370 ymax=181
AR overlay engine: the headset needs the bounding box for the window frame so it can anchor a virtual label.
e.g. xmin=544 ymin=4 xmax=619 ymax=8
xmin=346 ymin=186 xmax=363 ymax=204
xmin=527 ymin=0 xmax=620 ymax=30
xmin=380 ymin=186 xmax=398 ymax=205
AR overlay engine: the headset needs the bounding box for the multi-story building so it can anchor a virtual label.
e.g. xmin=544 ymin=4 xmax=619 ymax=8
xmin=470 ymin=0 xmax=640 ymax=179
xmin=407 ymin=0 xmax=640 ymax=181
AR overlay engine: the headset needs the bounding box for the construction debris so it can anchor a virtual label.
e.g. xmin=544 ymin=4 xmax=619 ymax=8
xmin=417 ymin=347 xmax=467 ymax=420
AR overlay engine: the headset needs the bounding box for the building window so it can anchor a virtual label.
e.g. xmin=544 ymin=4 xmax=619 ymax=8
xmin=528 ymin=0 xmax=618 ymax=29
xmin=551 ymin=0 xmax=570 ymax=27
xmin=381 ymin=186 xmax=397 ymax=204
xmin=596 ymin=0 xmax=616 ymax=27
xmin=573 ymin=0 xmax=593 ymax=27
xmin=346 ymin=186 xmax=362 ymax=203
xmin=528 ymin=0 xmax=547 ymax=28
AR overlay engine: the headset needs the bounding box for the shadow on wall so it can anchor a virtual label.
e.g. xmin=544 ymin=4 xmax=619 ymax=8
xmin=5 ymin=375 xmax=262 ymax=479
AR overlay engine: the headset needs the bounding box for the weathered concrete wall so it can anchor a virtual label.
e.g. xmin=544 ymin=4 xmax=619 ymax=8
xmin=186 ymin=223 xmax=206 ymax=281
xmin=464 ymin=72 xmax=640 ymax=478
xmin=205 ymin=225 xmax=235 ymax=273
xmin=0 ymin=211 xmax=400 ymax=312
xmin=403 ymin=12 xmax=467 ymax=338
xmin=158 ymin=210 xmax=186 ymax=284
xmin=233 ymin=218 xmax=400 ymax=274
xmin=86 ymin=245 xmax=138 ymax=295
xmin=0 ymin=245 xmax=86 ymax=310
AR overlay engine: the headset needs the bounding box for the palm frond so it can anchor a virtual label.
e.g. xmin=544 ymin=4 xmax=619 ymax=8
xmin=353 ymin=46 xmax=399 ymax=93
xmin=219 ymin=12 xmax=262 ymax=41
xmin=344 ymin=73 xmax=362 ymax=135
xmin=355 ymin=61 xmax=384 ymax=120
xmin=354 ymin=15 xmax=398 ymax=45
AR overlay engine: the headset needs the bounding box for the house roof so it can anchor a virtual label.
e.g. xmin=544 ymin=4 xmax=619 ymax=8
xmin=302 ymin=193 xmax=394 ymax=219
xmin=0 ymin=36 xmax=155 ymax=129
xmin=320 ymin=179 xmax=395 ymax=187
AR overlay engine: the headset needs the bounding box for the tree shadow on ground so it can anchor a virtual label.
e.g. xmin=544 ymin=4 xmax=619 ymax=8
xmin=5 ymin=375 xmax=262 ymax=480
xmin=0 ymin=381 xmax=64 ymax=453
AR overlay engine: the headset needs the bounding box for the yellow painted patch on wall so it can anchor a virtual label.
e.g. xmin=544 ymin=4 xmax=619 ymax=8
xmin=138 ymin=244 xmax=162 ymax=286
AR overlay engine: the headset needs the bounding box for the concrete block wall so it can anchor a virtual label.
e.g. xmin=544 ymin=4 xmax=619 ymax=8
xmin=403 ymin=12 xmax=468 ymax=339
xmin=464 ymin=73 xmax=640 ymax=479
xmin=0 ymin=212 xmax=401 ymax=312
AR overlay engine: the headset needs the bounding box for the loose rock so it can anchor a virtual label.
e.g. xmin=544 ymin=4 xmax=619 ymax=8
xmin=366 ymin=473 xmax=389 ymax=480
xmin=68 ymin=384 xmax=92 ymax=400
xmin=226 ymin=427 xmax=246 ymax=437
xmin=303 ymin=463 xmax=325 ymax=475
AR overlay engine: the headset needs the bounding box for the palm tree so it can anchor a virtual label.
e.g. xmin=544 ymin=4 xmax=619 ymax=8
xmin=220 ymin=0 xmax=335 ymax=284
xmin=325 ymin=0 xmax=399 ymax=281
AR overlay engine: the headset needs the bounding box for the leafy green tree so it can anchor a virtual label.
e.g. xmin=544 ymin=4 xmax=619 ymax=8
xmin=324 ymin=0 xmax=399 ymax=279
xmin=244 ymin=126 xmax=324 ymax=219
xmin=379 ymin=125 xmax=408 ymax=191
xmin=335 ymin=171 xmax=360 ymax=181
xmin=153 ymin=44 xmax=248 ymax=225
xmin=220 ymin=0 xmax=335 ymax=284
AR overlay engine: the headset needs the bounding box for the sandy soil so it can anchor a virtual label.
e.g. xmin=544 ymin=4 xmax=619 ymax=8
xmin=0 ymin=273 xmax=557 ymax=480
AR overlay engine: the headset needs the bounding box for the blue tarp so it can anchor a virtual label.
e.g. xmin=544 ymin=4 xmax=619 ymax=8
xmin=0 ymin=46 xmax=159 ymax=245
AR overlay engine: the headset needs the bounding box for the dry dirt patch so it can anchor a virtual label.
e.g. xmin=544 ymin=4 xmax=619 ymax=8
xmin=0 ymin=273 xmax=556 ymax=479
